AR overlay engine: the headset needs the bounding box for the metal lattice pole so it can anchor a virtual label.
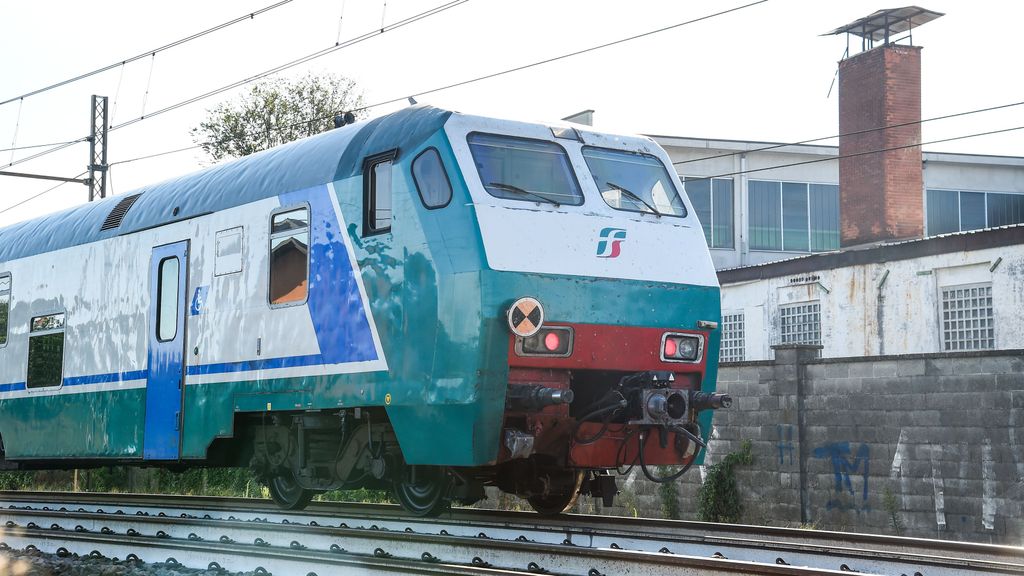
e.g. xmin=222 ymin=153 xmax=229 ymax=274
xmin=88 ymin=95 xmax=108 ymax=201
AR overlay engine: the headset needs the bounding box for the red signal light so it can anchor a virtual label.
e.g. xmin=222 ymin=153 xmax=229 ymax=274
xmin=664 ymin=337 xmax=677 ymax=358
xmin=544 ymin=331 xmax=561 ymax=351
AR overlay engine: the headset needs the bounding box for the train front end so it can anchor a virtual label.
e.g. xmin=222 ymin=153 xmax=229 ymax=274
xmin=444 ymin=115 xmax=729 ymax=513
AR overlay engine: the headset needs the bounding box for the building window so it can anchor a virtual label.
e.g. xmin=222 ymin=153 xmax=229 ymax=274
xmin=269 ymin=207 xmax=310 ymax=306
xmin=685 ymin=177 xmax=734 ymax=248
xmin=940 ymin=284 xmax=994 ymax=351
xmin=926 ymin=189 xmax=1024 ymax=236
xmin=27 ymin=312 xmax=65 ymax=389
xmin=215 ymin=227 xmax=243 ymax=276
xmin=779 ymin=301 xmax=821 ymax=345
xmin=0 ymin=273 xmax=10 ymax=347
xmin=720 ymin=312 xmax=745 ymax=362
xmin=363 ymin=150 xmax=397 ymax=235
xmin=412 ymin=148 xmax=453 ymax=209
xmin=749 ymin=181 xmax=839 ymax=252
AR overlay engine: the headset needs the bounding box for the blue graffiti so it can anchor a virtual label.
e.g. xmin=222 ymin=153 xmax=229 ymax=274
xmin=777 ymin=424 xmax=795 ymax=466
xmin=813 ymin=442 xmax=870 ymax=512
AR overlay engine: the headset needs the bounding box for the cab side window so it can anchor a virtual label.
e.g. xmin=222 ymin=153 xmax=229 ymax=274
xmin=269 ymin=207 xmax=310 ymax=306
xmin=0 ymin=273 xmax=10 ymax=347
xmin=412 ymin=148 xmax=453 ymax=209
xmin=363 ymin=150 xmax=397 ymax=236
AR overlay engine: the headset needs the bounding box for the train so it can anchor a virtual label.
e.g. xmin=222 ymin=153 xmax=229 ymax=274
xmin=0 ymin=105 xmax=728 ymax=516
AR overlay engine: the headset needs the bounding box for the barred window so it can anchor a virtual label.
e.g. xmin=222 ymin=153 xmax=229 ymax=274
xmin=941 ymin=284 xmax=994 ymax=350
xmin=720 ymin=312 xmax=745 ymax=362
xmin=779 ymin=301 xmax=821 ymax=345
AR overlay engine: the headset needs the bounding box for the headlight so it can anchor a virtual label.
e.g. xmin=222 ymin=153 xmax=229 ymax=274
xmin=661 ymin=333 xmax=704 ymax=362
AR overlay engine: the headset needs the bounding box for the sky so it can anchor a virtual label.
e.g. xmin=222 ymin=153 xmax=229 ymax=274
xmin=1 ymin=0 xmax=1022 ymax=228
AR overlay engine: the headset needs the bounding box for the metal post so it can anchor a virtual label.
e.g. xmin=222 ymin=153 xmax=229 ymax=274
xmin=88 ymin=95 xmax=108 ymax=201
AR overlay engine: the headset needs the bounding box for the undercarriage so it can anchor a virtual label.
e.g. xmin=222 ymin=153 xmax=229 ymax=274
xmin=246 ymin=369 xmax=729 ymax=517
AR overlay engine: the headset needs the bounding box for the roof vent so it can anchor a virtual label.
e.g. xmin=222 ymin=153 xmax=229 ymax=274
xmin=100 ymin=193 xmax=143 ymax=231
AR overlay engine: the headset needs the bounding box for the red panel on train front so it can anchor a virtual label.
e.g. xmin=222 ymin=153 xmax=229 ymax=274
xmin=507 ymin=323 xmax=708 ymax=373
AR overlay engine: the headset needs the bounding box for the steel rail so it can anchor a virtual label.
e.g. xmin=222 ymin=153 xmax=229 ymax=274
xmin=0 ymin=525 xmax=531 ymax=575
xmin=3 ymin=491 xmax=1018 ymax=564
xmin=0 ymin=505 xmax=849 ymax=576
xmin=0 ymin=491 xmax=1020 ymax=575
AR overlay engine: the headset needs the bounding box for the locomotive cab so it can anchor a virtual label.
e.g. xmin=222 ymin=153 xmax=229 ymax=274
xmin=432 ymin=115 xmax=730 ymax=514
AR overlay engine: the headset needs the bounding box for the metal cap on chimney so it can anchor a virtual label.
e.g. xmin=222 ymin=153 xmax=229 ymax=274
xmin=824 ymin=6 xmax=943 ymax=54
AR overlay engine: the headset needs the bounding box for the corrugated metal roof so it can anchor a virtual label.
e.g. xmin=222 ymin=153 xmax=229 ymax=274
xmin=0 ymin=105 xmax=452 ymax=263
xmin=825 ymin=6 xmax=944 ymax=42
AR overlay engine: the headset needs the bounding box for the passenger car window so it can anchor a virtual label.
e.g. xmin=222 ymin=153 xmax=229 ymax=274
xmin=27 ymin=312 xmax=65 ymax=388
xmin=364 ymin=151 xmax=397 ymax=235
xmin=412 ymin=148 xmax=453 ymax=209
xmin=582 ymin=147 xmax=687 ymax=217
xmin=269 ymin=207 xmax=310 ymax=306
xmin=157 ymin=257 xmax=180 ymax=342
xmin=0 ymin=273 xmax=10 ymax=347
xmin=467 ymin=133 xmax=583 ymax=206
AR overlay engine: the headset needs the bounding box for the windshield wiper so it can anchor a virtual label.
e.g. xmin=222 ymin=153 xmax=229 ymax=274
xmin=488 ymin=182 xmax=561 ymax=207
xmin=606 ymin=182 xmax=661 ymax=216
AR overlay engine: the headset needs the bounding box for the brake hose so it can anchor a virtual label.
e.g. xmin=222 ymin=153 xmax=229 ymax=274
xmin=637 ymin=423 xmax=703 ymax=484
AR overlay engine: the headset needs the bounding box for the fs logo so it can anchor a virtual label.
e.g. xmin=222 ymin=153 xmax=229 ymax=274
xmin=596 ymin=227 xmax=627 ymax=258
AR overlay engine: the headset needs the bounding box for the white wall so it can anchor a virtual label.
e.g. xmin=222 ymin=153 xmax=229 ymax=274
xmin=720 ymin=242 xmax=1024 ymax=360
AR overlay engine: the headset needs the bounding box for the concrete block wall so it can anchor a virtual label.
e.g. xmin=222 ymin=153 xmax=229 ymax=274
xmin=661 ymin=346 xmax=1024 ymax=544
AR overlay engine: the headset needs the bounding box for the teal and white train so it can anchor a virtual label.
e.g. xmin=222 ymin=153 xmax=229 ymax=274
xmin=0 ymin=105 xmax=728 ymax=516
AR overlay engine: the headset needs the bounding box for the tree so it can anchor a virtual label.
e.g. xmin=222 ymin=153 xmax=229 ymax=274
xmin=191 ymin=73 xmax=365 ymax=161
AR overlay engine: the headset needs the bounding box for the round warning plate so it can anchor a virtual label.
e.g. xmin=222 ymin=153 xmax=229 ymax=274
xmin=507 ymin=297 xmax=544 ymax=337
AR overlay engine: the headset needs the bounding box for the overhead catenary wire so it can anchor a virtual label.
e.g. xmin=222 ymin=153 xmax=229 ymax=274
xmin=0 ymin=171 xmax=87 ymax=215
xmin=109 ymin=144 xmax=204 ymax=166
xmin=348 ymin=0 xmax=771 ymax=116
xmin=0 ymin=140 xmax=78 ymax=153
xmin=672 ymin=98 xmax=1024 ymax=167
xmin=0 ymin=0 xmax=298 ymax=108
xmin=1 ymin=137 xmax=90 ymax=171
xmin=685 ymin=124 xmax=1024 ymax=183
xmin=1 ymin=0 xmax=469 ymax=173
xmin=6 ymin=0 xmax=1018 ymax=212
xmin=107 ymin=0 xmax=468 ymax=133
xmin=103 ymin=0 xmax=771 ymax=167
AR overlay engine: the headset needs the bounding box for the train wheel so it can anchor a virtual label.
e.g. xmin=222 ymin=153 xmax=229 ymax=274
xmin=527 ymin=470 xmax=585 ymax=516
xmin=393 ymin=465 xmax=450 ymax=517
xmin=267 ymin=474 xmax=314 ymax=510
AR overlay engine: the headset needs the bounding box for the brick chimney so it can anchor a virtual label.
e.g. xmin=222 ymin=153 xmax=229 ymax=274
xmin=838 ymin=44 xmax=923 ymax=246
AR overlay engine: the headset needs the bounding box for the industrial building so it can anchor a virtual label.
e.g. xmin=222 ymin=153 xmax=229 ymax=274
xmin=647 ymin=7 xmax=1024 ymax=361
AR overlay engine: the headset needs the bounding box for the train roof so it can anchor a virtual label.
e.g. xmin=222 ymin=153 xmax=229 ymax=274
xmin=0 ymin=105 xmax=452 ymax=263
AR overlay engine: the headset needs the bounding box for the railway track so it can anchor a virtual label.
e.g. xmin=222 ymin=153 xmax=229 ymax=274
xmin=0 ymin=491 xmax=1020 ymax=575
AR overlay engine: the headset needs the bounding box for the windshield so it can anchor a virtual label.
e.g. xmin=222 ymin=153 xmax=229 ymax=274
xmin=582 ymin=147 xmax=687 ymax=217
xmin=468 ymin=133 xmax=584 ymax=206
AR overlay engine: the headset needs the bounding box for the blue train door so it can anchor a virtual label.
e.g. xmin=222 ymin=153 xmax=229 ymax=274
xmin=144 ymin=241 xmax=189 ymax=460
